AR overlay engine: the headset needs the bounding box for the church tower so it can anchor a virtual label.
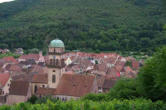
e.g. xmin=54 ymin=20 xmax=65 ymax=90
xmin=46 ymin=39 xmax=65 ymax=88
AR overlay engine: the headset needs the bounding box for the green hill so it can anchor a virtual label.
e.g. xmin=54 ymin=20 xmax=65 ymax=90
xmin=0 ymin=0 xmax=165 ymax=53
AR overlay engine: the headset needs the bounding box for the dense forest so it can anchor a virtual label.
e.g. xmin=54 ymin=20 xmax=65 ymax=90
xmin=0 ymin=0 xmax=166 ymax=53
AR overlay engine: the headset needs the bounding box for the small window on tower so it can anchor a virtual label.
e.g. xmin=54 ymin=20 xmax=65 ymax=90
xmin=52 ymin=75 xmax=56 ymax=83
xmin=53 ymin=70 xmax=56 ymax=72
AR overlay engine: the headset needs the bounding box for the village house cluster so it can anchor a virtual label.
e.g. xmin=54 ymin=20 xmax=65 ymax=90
xmin=0 ymin=39 xmax=143 ymax=105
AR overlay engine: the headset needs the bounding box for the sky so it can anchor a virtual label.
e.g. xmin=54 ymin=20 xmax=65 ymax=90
xmin=0 ymin=0 xmax=14 ymax=3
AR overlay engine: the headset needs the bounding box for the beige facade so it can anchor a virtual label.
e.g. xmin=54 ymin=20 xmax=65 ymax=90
xmin=31 ymin=83 xmax=48 ymax=95
xmin=91 ymin=78 xmax=98 ymax=93
xmin=54 ymin=95 xmax=79 ymax=101
xmin=7 ymin=95 xmax=27 ymax=105
xmin=1 ymin=77 xmax=11 ymax=96
xmin=7 ymin=85 xmax=31 ymax=105
xmin=48 ymin=68 xmax=63 ymax=88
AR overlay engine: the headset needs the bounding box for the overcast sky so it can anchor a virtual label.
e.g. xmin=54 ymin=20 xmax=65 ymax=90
xmin=0 ymin=0 xmax=14 ymax=3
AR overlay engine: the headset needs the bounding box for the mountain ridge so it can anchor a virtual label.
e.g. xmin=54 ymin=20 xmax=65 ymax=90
xmin=0 ymin=0 xmax=165 ymax=53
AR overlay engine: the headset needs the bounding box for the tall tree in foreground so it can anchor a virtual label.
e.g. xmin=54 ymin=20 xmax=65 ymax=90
xmin=138 ymin=46 xmax=166 ymax=101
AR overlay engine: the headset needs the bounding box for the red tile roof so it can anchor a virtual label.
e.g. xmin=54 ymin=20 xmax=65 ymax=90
xmin=31 ymin=65 xmax=45 ymax=74
xmin=9 ymin=81 xmax=29 ymax=96
xmin=0 ymin=73 xmax=10 ymax=87
xmin=103 ymin=78 xmax=116 ymax=89
xmin=32 ymin=74 xmax=48 ymax=84
xmin=55 ymin=74 xmax=96 ymax=97
xmin=2 ymin=56 xmax=18 ymax=64
xmin=19 ymin=54 xmax=39 ymax=61
xmin=8 ymin=64 xmax=22 ymax=72
xmin=132 ymin=60 xmax=139 ymax=70
xmin=36 ymin=88 xmax=55 ymax=96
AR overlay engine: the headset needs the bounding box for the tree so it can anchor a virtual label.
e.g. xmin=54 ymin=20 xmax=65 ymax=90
xmin=108 ymin=78 xmax=140 ymax=100
xmin=138 ymin=46 xmax=166 ymax=101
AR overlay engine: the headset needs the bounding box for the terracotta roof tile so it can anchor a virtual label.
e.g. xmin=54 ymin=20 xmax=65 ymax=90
xmin=31 ymin=65 xmax=45 ymax=74
xmin=9 ymin=81 xmax=29 ymax=96
xmin=2 ymin=56 xmax=18 ymax=64
xmin=0 ymin=73 xmax=10 ymax=87
xmin=103 ymin=79 xmax=116 ymax=89
xmin=32 ymin=74 xmax=48 ymax=84
xmin=55 ymin=74 xmax=96 ymax=97
xmin=36 ymin=88 xmax=55 ymax=96
xmin=8 ymin=64 xmax=22 ymax=72
xmin=19 ymin=54 xmax=39 ymax=61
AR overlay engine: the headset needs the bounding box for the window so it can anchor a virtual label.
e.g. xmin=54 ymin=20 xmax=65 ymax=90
xmin=53 ymin=70 xmax=56 ymax=72
xmin=34 ymin=85 xmax=37 ymax=93
xmin=62 ymin=98 xmax=65 ymax=101
xmin=54 ymin=56 xmax=56 ymax=59
xmin=52 ymin=75 xmax=56 ymax=83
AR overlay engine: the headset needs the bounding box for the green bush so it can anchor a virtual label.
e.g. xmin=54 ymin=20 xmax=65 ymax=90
xmin=108 ymin=78 xmax=140 ymax=100
xmin=0 ymin=52 xmax=20 ymax=59
xmin=1 ymin=99 xmax=166 ymax=110
xmin=138 ymin=46 xmax=166 ymax=101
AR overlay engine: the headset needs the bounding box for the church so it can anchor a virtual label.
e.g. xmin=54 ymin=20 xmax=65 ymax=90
xmin=31 ymin=39 xmax=98 ymax=100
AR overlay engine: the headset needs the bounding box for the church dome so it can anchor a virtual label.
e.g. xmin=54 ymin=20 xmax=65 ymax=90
xmin=49 ymin=39 xmax=65 ymax=48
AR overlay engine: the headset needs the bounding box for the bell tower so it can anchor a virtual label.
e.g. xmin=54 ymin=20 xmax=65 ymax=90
xmin=46 ymin=39 xmax=65 ymax=88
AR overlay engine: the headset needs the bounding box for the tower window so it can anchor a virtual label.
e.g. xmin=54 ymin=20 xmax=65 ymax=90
xmin=53 ymin=70 xmax=56 ymax=72
xmin=52 ymin=75 xmax=56 ymax=83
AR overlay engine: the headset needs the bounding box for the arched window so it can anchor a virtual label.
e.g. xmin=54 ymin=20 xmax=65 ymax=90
xmin=52 ymin=75 xmax=56 ymax=83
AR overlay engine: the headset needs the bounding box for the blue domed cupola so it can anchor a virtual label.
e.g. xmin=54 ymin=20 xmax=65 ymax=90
xmin=49 ymin=39 xmax=65 ymax=48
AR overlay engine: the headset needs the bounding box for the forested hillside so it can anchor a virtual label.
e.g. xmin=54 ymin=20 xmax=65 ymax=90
xmin=0 ymin=0 xmax=165 ymax=53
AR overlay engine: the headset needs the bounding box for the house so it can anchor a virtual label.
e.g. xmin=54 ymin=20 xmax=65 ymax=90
xmin=18 ymin=54 xmax=41 ymax=64
xmin=7 ymin=81 xmax=31 ymax=105
xmin=2 ymin=56 xmax=18 ymax=64
xmin=12 ymin=73 xmax=33 ymax=82
xmin=36 ymin=88 xmax=55 ymax=97
xmin=31 ymin=74 xmax=48 ymax=94
xmin=15 ymin=48 xmax=24 ymax=55
xmin=54 ymin=74 xmax=98 ymax=101
xmin=102 ymin=78 xmax=116 ymax=93
xmin=30 ymin=65 xmax=47 ymax=74
xmin=96 ymin=76 xmax=105 ymax=93
xmin=2 ymin=49 xmax=10 ymax=54
xmin=65 ymin=57 xmax=72 ymax=66
xmin=0 ymin=73 xmax=11 ymax=96
xmin=0 ymin=96 xmax=7 ymax=105
xmin=5 ymin=64 xmax=23 ymax=77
